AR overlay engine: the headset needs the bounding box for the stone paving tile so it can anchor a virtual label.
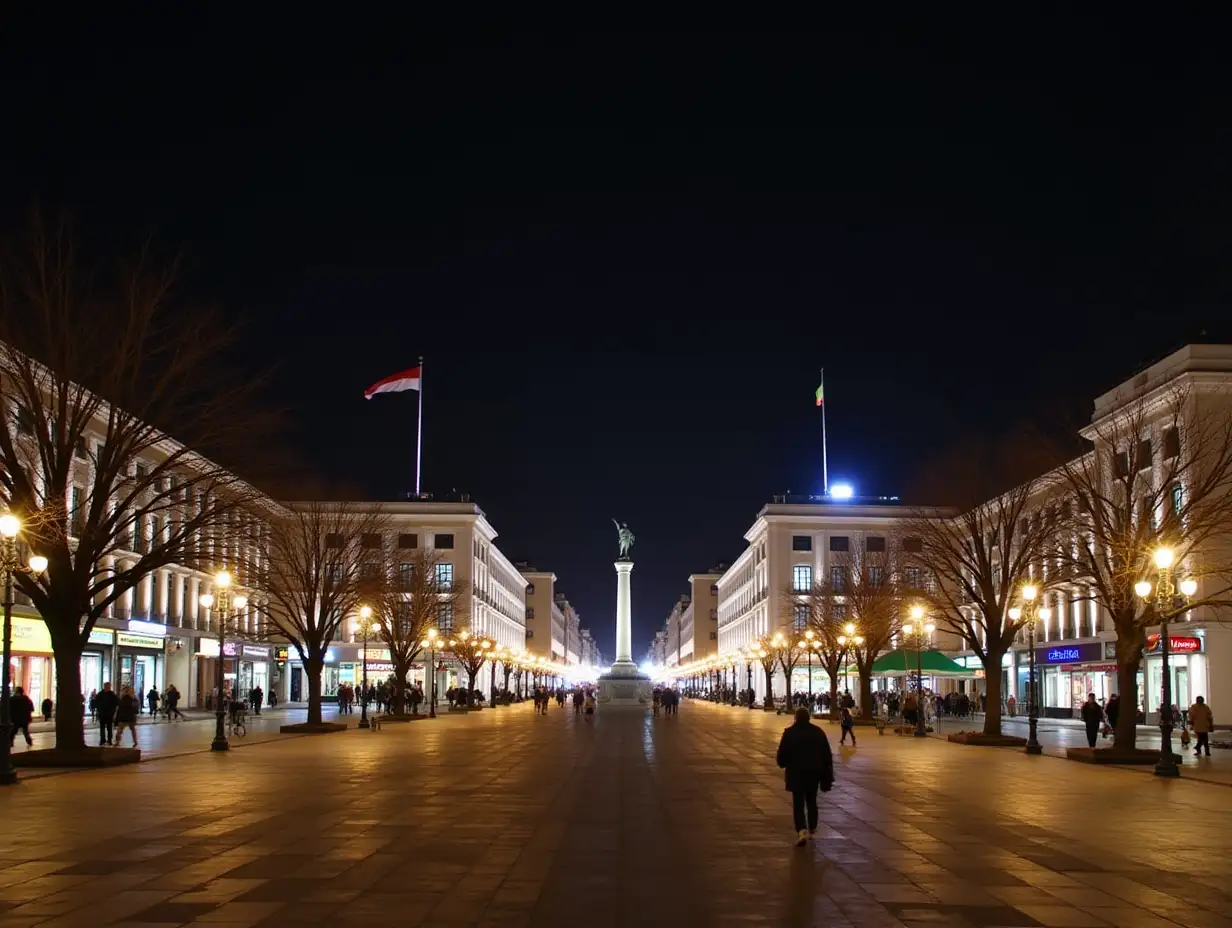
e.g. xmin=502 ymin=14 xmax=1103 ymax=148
xmin=0 ymin=700 xmax=1227 ymax=926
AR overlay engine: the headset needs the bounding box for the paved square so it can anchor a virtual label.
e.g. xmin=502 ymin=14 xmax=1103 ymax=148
xmin=0 ymin=700 xmax=1228 ymax=926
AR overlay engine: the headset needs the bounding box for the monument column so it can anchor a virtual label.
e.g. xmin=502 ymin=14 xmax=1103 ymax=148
xmin=614 ymin=560 xmax=634 ymax=667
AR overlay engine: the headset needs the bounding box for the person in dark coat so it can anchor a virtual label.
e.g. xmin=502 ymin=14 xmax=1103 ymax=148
xmin=776 ymin=706 xmax=835 ymax=847
xmin=1080 ymin=693 xmax=1103 ymax=748
xmin=1103 ymin=693 xmax=1120 ymax=739
xmin=9 ymin=687 xmax=34 ymax=747
xmin=95 ymin=682 xmax=119 ymax=746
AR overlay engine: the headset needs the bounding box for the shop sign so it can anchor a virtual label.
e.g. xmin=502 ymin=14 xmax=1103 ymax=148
xmin=324 ymin=648 xmax=337 ymax=663
xmin=1103 ymin=640 xmax=1117 ymax=659
xmin=358 ymin=648 xmax=391 ymax=662
xmin=241 ymin=644 xmax=271 ymax=660
xmin=1083 ymin=663 xmax=1119 ymax=672
xmin=197 ymin=638 xmax=221 ymax=658
xmin=364 ymin=661 xmax=395 ymax=674
xmin=127 ymin=619 xmax=167 ymax=637
xmin=1145 ymin=634 xmax=1202 ymax=654
xmin=3 ymin=617 xmax=53 ymax=654
xmin=87 ymin=628 xmax=114 ymax=646
xmin=116 ymin=632 xmax=164 ymax=650
xmin=1035 ymin=642 xmax=1103 ymax=665
xmin=276 ymin=647 xmax=289 ymax=662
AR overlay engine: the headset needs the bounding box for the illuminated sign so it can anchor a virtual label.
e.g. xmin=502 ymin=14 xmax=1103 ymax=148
xmin=358 ymin=648 xmax=391 ymax=662
xmin=241 ymin=644 xmax=271 ymax=660
xmin=1145 ymin=634 xmax=1202 ymax=654
xmin=117 ymin=632 xmax=164 ymax=649
xmin=88 ymin=629 xmax=114 ymax=645
xmin=127 ymin=619 xmax=167 ymax=637
xmin=1033 ymin=642 xmax=1104 ymax=665
xmin=3 ymin=617 xmax=53 ymax=654
xmin=197 ymin=638 xmax=220 ymax=657
xmin=1046 ymin=647 xmax=1081 ymax=663
xmin=276 ymin=647 xmax=289 ymax=662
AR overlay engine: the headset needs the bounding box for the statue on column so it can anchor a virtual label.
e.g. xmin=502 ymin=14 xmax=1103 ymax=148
xmin=612 ymin=519 xmax=635 ymax=559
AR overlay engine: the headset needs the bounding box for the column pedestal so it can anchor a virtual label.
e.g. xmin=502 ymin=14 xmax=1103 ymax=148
xmin=599 ymin=559 xmax=651 ymax=706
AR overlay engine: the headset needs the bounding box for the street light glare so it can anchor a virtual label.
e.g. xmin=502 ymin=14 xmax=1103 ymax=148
xmin=215 ymin=570 xmax=232 ymax=588
xmin=27 ymin=555 xmax=48 ymax=574
xmin=233 ymin=594 xmax=248 ymax=610
xmin=1021 ymin=584 xmax=1038 ymax=602
xmin=909 ymin=604 xmax=924 ymax=620
xmin=1134 ymin=580 xmax=1152 ymax=598
xmin=1008 ymin=607 xmax=1022 ymax=621
xmin=1180 ymin=578 xmax=1198 ymax=597
xmin=0 ymin=514 xmax=19 ymax=538
xmin=1153 ymin=547 xmax=1175 ymax=570
xmin=359 ymin=605 xmax=372 ymax=619
xmin=198 ymin=593 xmax=215 ymax=609
xmin=830 ymin=483 xmax=854 ymax=499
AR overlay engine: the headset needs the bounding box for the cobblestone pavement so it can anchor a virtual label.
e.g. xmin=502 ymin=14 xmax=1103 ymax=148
xmin=0 ymin=700 xmax=1228 ymax=927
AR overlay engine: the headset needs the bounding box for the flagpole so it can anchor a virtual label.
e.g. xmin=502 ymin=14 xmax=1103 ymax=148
xmin=413 ymin=357 xmax=423 ymax=500
xmin=820 ymin=368 xmax=829 ymax=496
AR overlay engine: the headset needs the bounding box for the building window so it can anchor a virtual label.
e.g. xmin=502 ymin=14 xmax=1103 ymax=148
xmin=709 ymin=608 xmax=717 ymax=621
xmin=526 ymin=607 xmax=535 ymax=620
xmin=433 ymin=533 xmax=455 ymax=549
xmin=833 ymin=604 xmax=846 ymax=619
xmin=709 ymin=631 xmax=717 ymax=640
xmin=903 ymin=536 xmax=923 ymax=554
xmin=397 ymin=533 xmax=418 ymax=549
xmin=792 ymin=535 xmax=812 ymax=552
xmin=437 ymin=603 xmax=454 ymax=631
xmin=526 ymin=583 xmax=535 ymax=596
xmin=904 ymin=566 xmax=921 ymax=589
xmin=1140 ymin=497 xmax=1154 ymax=530
xmin=398 ymin=562 xmax=414 ymax=590
xmin=830 ymin=566 xmax=846 ymax=594
xmin=1163 ymin=427 xmax=1180 ymax=460
xmin=792 ymin=565 xmax=812 ymax=592
xmin=14 ymin=405 xmax=33 ymax=435
xmin=361 ymin=533 xmax=382 ymax=549
xmin=868 ymin=566 xmax=884 ymax=588
xmin=526 ymin=629 xmax=534 ymax=639
xmin=866 ymin=536 xmax=886 ymax=553
xmin=435 ymin=563 xmax=453 ymax=589
xmin=710 ymin=583 xmax=718 ymax=595
xmin=792 ymin=603 xmax=808 ymax=631
xmin=325 ymin=533 xmax=344 ymax=549
xmin=1136 ymin=439 xmax=1153 ymax=470
xmin=829 ymin=535 xmax=849 ymax=552
xmin=1170 ymin=483 xmax=1183 ymax=518
xmin=74 ymin=436 xmax=87 ymax=460
xmin=1112 ymin=451 xmax=1129 ymax=478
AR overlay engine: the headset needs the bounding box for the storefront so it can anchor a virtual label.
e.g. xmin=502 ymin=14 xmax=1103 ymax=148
xmin=116 ymin=623 xmax=167 ymax=698
xmin=81 ymin=628 xmax=114 ymax=696
xmin=1143 ymin=632 xmax=1207 ymax=722
xmin=232 ymin=642 xmax=272 ymax=699
xmin=4 ymin=614 xmax=55 ymax=705
xmin=288 ymin=647 xmax=339 ymax=703
xmin=1013 ymin=640 xmax=1115 ymax=718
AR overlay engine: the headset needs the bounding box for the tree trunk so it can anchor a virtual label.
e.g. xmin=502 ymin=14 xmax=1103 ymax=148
xmin=826 ymin=665 xmax=840 ymax=719
xmin=982 ymin=647 xmax=1004 ymax=737
xmin=502 ymin=666 xmax=513 ymax=704
xmin=1114 ymin=624 xmax=1145 ymax=751
xmin=305 ymin=656 xmax=324 ymax=725
xmin=763 ymin=667 xmax=774 ymax=708
xmin=467 ymin=670 xmax=477 ymax=707
xmin=390 ymin=658 xmax=409 ymax=714
xmin=858 ymin=667 xmax=874 ymax=721
xmin=52 ymin=634 xmax=86 ymax=750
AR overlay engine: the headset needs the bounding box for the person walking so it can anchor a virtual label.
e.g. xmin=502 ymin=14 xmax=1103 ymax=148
xmin=166 ymin=684 xmax=185 ymax=721
xmin=776 ymin=707 xmax=835 ymax=847
xmin=1189 ymin=695 xmax=1214 ymax=757
xmin=146 ymin=686 xmax=159 ymax=719
xmin=9 ymin=687 xmax=34 ymax=747
xmin=1103 ymin=692 xmax=1120 ymax=739
xmin=95 ymin=682 xmax=118 ymax=746
xmin=839 ymin=706 xmax=856 ymax=746
xmin=1080 ymin=692 xmax=1103 ymax=748
xmin=115 ymin=686 xmax=139 ymax=748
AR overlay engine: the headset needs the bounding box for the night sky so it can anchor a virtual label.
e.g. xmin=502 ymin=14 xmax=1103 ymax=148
xmin=4 ymin=17 xmax=1231 ymax=657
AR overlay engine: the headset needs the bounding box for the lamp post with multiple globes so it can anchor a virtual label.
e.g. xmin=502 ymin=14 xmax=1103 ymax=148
xmin=743 ymin=647 xmax=756 ymax=709
xmin=356 ymin=605 xmax=381 ymax=729
xmin=0 ymin=513 xmax=47 ymax=784
xmin=1007 ymin=584 xmax=1051 ymax=756
xmin=419 ymin=627 xmax=447 ymax=718
xmin=1135 ymin=547 xmax=1197 ymax=778
xmin=198 ymin=569 xmax=248 ymax=752
xmin=901 ymin=604 xmax=936 ymax=738
xmin=835 ymin=622 xmax=864 ymax=717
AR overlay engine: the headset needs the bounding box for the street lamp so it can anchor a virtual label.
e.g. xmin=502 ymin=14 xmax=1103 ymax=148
xmin=743 ymin=647 xmax=756 ymax=709
xmin=901 ymin=604 xmax=936 ymax=738
xmin=419 ymin=627 xmax=441 ymax=718
xmin=835 ymin=621 xmax=864 ymax=716
xmin=1007 ymin=583 xmax=1050 ymax=756
xmin=798 ymin=629 xmax=821 ymax=704
xmin=199 ymin=569 xmax=248 ymax=752
xmin=491 ymin=645 xmax=506 ymax=707
xmin=1135 ymin=546 xmax=1197 ymax=778
xmin=356 ymin=605 xmax=381 ymax=729
xmin=0 ymin=513 xmax=47 ymax=784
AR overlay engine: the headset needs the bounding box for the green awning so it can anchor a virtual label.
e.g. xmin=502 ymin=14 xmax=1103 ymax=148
xmin=868 ymin=649 xmax=973 ymax=676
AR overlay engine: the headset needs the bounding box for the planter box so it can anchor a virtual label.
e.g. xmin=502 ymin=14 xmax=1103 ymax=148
xmin=279 ymin=722 xmax=348 ymax=734
xmin=13 ymin=746 xmax=141 ymax=767
xmin=947 ymin=732 xmax=1028 ymax=747
xmin=1066 ymin=747 xmax=1182 ymax=765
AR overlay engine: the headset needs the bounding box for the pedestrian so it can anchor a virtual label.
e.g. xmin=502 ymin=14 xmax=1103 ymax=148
xmin=95 ymin=681 xmax=118 ymax=745
xmin=1189 ymin=695 xmax=1214 ymax=757
xmin=252 ymin=685 xmax=264 ymax=716
xmin=116 ymin=686 xmax=139 ymax=748
xmin=9 ymin=687 xmax=34 ymax=747
xmin=573 ymin=688 xmax=584 ymax=715
xmin=776 ymin=706 xmax=835 ymax=847
xmin=166 ymin=684 xmax=185 ymax=720
xmin=146 ymin=686 xmax=159 ymax=719
xmin=584 ymin=690 xmax=596 ymax=722
xmin=1103 ymin=693 xmax=1120 ymax=739
xmin=839 ymin=706 xmax=856 ymax=745
xmin=1080 ymin=692 xmax=1102 ymax=748
xmin=40 ymin=696 xmax=53 ymax=722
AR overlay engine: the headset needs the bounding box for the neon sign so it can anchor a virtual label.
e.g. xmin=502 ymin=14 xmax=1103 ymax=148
xmin=1045 ymin=647 xmax=1081 ymax=663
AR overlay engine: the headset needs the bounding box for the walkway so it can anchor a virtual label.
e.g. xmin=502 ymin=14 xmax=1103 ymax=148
xmin=0 ymin=700 xmax=1227 ymax=926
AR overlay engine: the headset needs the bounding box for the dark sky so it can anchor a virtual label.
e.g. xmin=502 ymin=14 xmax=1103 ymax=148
xmin=4 ymin=16 xmax=1231 ymax=657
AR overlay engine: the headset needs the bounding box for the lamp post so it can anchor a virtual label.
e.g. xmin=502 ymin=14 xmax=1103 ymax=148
xmin=1007 ymin=584 xmax=1050 ymax=756
xmin=901 ymin=604 xmax=936 ymax=738
xmin=800 ymin=629 xmax=819 ymax=702
xmin=491 ymin=646 xmax=506 ymax=707
xmin=420 ymin=627 xmax=440 ymax=718
xmin=835 ymin=621 xmax=864 ymax=717
xmin=199 ymin=569 xmax=248 ymax=752
xmin=0 ymin=513 xmax=47 ymax=784
xmin=744 ymin=648 xmax=755 ymax=709
xmin=357 ymin=605 xmax=381 ymax=729
xmin=1135 ymin=547 xmax=1197 ymax=778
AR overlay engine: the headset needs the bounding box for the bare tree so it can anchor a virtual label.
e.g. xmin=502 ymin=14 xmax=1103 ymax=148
xmin=750 ymin=634 xmax=778 ymax=709
xmin=822 ymin=544 xmax=902 ymax=720
xmin=902 ymin=438 xmax=1064 ymax=737
xmin=784 ymin=583 xmax=858 ymax=718
xmin=371 ymin=546 xmax=461 ymax=714
xmin=1055 ymin=384 xmax=1232 ymax=750
xmin=772 ymin=628 xmax=804 ymax=706
xmin=255 ymin=502 xmax=388 ymax=726
xmin=449 ymin=624 xmax=492 ymax=708
xmin=0 ymin=221 xmax=272 ymax=750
